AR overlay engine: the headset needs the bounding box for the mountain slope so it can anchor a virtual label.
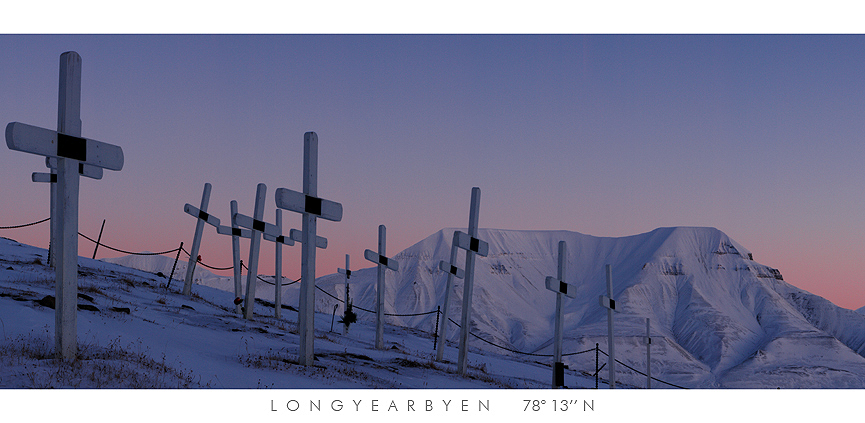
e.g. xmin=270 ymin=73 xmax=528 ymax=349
xmin=311 ymin=227 xmax=865 ymax=388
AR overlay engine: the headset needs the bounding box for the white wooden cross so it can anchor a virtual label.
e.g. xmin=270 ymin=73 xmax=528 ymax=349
xmin=215 ymin=200 xmax=252 ymax=314
xmin=181 ymin=183 xmax=221 ymax=296
xmin=545 ymin=240 xmax=576 ymax=388
xmin=435 ymin=232 xmax=464 ymax=362
xmin=337 ymin=254 xmax=351 ymax=335
xmin=364 ymin=224 xmax=400 ymax=350
xmin=262 ymin=209 xmax=295 ymax=318
xmin=599 ymin=264 xmax=620 ymax=388
xmin=457 ymin=187 xmax=489 ymax=375
xmin=274 ymin=132 xmax=343 ymax=366
xmin=4 ymin=52 xmax=124 ymax=361
xmin=232 ymin=183 xmax=269 ymax=320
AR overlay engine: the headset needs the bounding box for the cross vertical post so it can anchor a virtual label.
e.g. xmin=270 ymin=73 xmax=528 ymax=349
xmin=338 ymin=254 xmax=351 ymax=335
xmin=376 ymin=225 xmax=386 ymax=349
xmin=299 ymin=133 xmax=318 ymax=364
xmin=274 ymin=209 xmax=283 ymax=319
xmin=229 ymin=201 xmax=245 ymax=314
xmin=457 ymin=187 xmax=488 ymax=375
xmin=545 ymin=241 xmax=577 ymax=387
xmin=435 ymin=234 xmax=463 ymax=362
xmin=543 ymin=240 xmax=573 ymax=388
xmin=49 ymin=167 xmax=57 ymax=268
xmin=645 ymin=317 xmax=652 ymax=389
xmin=241 ymin=183 xmax=267 ymax=319
xmin=262 ymin=216 xmax=294 ymax=317
xmin=554 ymin=241 xmax=566 ymax=387
xmin=182 ymin=183 xmax=213 ymax=295
xmin=364 ymin=225 xmax=400 ymax=350
xmin=54 ymin=51 xmax=82 ymax=362
xmin=604 ymin=264 xmax=616 ymax=388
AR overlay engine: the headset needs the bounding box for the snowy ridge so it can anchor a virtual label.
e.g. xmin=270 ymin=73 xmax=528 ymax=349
xmin=311 ymin=227 xmax=865 ymax=388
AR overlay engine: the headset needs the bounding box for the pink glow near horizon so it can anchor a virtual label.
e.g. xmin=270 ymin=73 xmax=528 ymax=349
xmin=3 ymin=35 xmax=865 ymax=310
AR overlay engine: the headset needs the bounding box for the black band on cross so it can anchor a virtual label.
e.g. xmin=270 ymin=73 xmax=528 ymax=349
xmin=305 ymin=195 xmax=323 ymax=216
xmin=57 ymin=133 xmax=87 ymax=161
xmin=559 ymin=281 xmax=568 ymax=294
xmin=470 ymin=237 xmax=480 ymax=252
xmin=378 ymin=256 xmax=389 ymax=266
xmin=198 ymin=210 xmax=210 ymax=221
xmin=252 ymin=219 xmax=265 ymax=232
xmin=232 ymin=227 xmax=242 ymax=237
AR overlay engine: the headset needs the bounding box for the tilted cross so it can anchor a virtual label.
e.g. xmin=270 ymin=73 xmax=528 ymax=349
xmin=215 ymin=200 xmax=252 ymax=314
xmin=456 ymin=187 xmax=489 ymax=375
xmin=435 ymin=231 xmax=465 ymax=362
xmin=232 ymin=183 xmax=270 ymax=319
xmin=181 ymin=183 xmax=221 ymax=296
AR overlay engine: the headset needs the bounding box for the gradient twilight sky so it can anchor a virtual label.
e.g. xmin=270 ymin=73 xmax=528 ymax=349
xmin=3 ymin=33 xmax=865 ymax=309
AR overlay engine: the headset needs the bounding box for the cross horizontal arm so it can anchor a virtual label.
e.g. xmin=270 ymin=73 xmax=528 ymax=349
xmin=46 ymin=157 xmax=103 ymax=179
xmin=216 ymin=224 xmax=252 ymax=238
xmin=263 ymin=233 xmax=295 ymax=246
xmin=439 ymin=260 xmax=465 ymax=279
xmin=289 ymin=229 xmax=327 ymax=249
xmin=233 ymin=212 xmax=280 ymax=237
xmin=545 ymin=276 xmax=577 ymax=298
xmin=600 ymin=295 xmax=620 ymax=312
xmin=184 ymin=204 xmax=221 ymax=228
xmin=364 ymin=249 xmax=399 ymax=271
xmin=31 ymin=172 xmax=57 ymax=183
xmin=275 ymin=187 xmax=343 ymax=222
xmin=6 ymin=122 xmax=123 ymax=170
xmin=454 ymin=230 xmax=489 ymax=256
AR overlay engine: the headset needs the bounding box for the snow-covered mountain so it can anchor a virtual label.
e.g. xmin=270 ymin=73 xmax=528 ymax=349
xmin=98 ymin=226 xmax=865 ymax=388
xmin=310 ymin=227 xmax=865 ymax=388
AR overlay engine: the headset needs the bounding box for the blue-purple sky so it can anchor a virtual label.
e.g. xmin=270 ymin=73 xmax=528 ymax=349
xmin=3 ymin=34 xmax=865 ymax=309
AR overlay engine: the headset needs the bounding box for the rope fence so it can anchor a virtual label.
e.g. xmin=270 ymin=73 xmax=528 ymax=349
xmin=78 ymin=231 xmax=181 ymax=256
xmin=0 ymin=216 xmax=50 ymax=229
xmin=179 ymin=246 xmax=233 ymax=270
xmin=4 ymin=215 xmax=688 ymax=389
xmin=239 ymin=261 xmax=301 ymax=286
xmin=597 ymin=349 xmax=688 ymax=389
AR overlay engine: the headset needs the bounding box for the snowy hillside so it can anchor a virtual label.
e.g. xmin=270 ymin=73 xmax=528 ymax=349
xmin=310 ymin=227 xmax=865 ymax=388
xmin=0 ymin=236 xmax=571 ymax=389
xmin=6 ymin=226 xmax=865 ymax=389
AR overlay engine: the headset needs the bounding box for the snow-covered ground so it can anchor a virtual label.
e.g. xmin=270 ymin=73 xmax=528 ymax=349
xmin=4 ymin=226 xmax=865 ymax=389
xmin=0 ymin=236 xmax=603 ymax=389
